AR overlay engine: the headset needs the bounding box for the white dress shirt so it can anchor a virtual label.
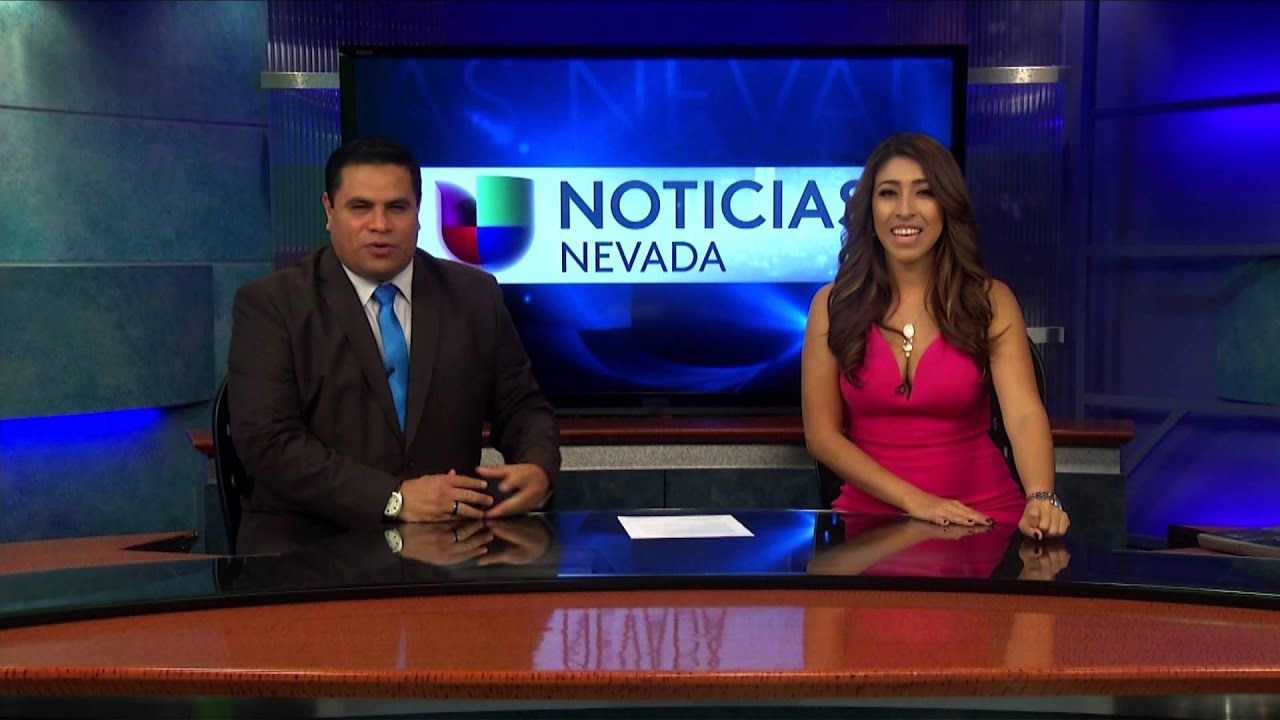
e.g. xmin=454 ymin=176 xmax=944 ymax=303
xmin=341 ymin=261 xmax=413 ymax=358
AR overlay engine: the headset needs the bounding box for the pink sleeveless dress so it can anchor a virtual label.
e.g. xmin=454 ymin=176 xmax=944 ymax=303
xmin=832 ymin=329 xmax=1026 ymax=524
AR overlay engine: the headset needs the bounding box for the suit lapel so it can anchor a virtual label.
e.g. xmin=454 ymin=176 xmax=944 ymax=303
xmin=404 ymin=251 xmax=441 ymax=443
xmin=317 ymin=248 xmax=402 ymax=439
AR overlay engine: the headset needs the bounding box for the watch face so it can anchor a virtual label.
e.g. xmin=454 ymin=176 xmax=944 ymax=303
xmin=384 ymin=491 xmax=403 ymax=517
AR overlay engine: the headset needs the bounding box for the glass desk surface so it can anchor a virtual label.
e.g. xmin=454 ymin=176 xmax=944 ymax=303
xmin=3 ymin=508 xmax=1279 ymax=629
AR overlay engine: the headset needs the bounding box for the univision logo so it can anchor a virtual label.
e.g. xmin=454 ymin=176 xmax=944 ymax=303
xmin=435 ymin=176 xmax=534 ymax=269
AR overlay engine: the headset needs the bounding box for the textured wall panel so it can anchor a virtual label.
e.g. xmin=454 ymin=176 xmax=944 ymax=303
xmin=0 ymin=109 xmax=270 ymax=263
xmin=0 ymin=0 xmax=266 ymax=123
xmin=212 ymin=262 xmax=274 ymax=386
xmin=1086 ymin=261 xmax=1229 ymax=403
xmin=0 ymin=1 xmax=269 ymax=541
xmin=1218 ymin=258 xmax=1280 ymax=405
xmin=268 ymin=89 xmax=340 ymax=262
xmin=0 ymin=266 xmax=214 ymax=419
xmin=967 ymin=0 xmax=1063 ymax=67
xmin=965 ymin=81 xmax=1069 ymax=414
xmin=0 ymin=405 xmax=208 ymax=542
xmin=964 ymin=1 xmax=1068 ymax=414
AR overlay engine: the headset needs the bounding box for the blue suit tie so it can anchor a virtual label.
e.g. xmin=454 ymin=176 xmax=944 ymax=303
xmin=373 ymin=284 xmax=409 ymax=431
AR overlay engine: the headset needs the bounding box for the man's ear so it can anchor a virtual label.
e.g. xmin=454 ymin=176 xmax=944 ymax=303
xmin=322 ymin=192 xmax=334 ymax=230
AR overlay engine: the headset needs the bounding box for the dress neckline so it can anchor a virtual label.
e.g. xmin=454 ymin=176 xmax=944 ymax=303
xmin=874 ymin=325 xmax=942 ymax=395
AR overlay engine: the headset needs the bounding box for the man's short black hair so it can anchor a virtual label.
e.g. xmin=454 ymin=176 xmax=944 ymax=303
xmin=324 ymin=137 xmax=422 ymax=206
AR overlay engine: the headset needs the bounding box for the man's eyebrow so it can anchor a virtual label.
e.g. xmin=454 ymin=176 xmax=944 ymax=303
xmin=343 ymin=196 xmax=412 ymax=205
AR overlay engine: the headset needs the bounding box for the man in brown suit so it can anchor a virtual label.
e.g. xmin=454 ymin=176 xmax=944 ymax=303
xmin=228 ymin=138 xmax=559 ymax=535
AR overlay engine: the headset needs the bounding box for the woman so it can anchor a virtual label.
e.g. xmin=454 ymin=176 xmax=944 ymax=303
xmin=802 ymin=133 xmax=1069 ymax=539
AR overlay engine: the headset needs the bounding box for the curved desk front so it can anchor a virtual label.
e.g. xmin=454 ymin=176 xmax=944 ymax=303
xmin=2 ymin=509 xmax=1278 ymax=720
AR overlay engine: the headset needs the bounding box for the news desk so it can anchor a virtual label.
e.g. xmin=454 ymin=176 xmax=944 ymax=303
xmin=3 ymin=506 xmax=1280 ymax=720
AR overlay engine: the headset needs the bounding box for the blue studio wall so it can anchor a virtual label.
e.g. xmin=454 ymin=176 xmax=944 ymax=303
xmin=2 ymin=0 xmax=1276 ymax=545
xmin=0 ymin=1 xmax=271 ymax=541
xmin=1082 ymin=0 xmax=1280 ymax=540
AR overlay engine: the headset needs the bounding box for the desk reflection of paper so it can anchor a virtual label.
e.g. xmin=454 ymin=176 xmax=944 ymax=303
xmin=618 ymin=515 xmax=754 ymax=540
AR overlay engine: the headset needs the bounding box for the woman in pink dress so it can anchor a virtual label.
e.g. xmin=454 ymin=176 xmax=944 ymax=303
xmin=802 ymin=133 xmax=1070 ymax=539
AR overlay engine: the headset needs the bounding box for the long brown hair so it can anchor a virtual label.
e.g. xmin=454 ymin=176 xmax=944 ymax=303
xmin=827 ymin=133 xmax=994 ymax=383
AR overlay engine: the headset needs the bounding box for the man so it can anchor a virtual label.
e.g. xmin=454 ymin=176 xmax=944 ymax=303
xmin=227 ymin=138 xmax=559 ymax=535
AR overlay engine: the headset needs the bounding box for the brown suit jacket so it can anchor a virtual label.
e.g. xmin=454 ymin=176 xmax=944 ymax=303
xmin=227 ymin=247 xmax=560 ymax=528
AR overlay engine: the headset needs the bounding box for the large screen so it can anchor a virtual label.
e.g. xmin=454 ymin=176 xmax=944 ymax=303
xmin=340 ymin=47 xmax=964 ymax=414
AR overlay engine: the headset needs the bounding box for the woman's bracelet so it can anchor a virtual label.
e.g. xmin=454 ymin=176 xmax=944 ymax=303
xmin=1026 ymin=491 xmax=1064 ymax=510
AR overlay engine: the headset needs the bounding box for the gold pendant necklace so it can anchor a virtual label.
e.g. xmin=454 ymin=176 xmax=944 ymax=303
xmin=895 ymin=320 xmax=918 ymax=398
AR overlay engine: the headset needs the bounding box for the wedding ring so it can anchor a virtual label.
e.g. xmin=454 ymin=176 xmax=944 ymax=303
xmin=452 ymin=527 xmax=460 ymax=544
xmin=451 ymin=500 xmax=459 ymax=516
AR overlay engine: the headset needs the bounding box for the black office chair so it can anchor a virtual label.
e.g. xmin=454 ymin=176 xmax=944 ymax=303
xmin=212 ymin=378 xmax=254 ymax=553
xmin=989 ymin=337 xmax=1048 ymax=489
xmin=815 ymin=335 xmax=1048 ymax=506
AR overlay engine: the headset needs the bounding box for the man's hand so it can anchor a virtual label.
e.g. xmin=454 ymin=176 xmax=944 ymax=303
xmin=399 ymin=521 xmax=492 ymax=566
xmin=476 ymin=463 xmax=550 ymax=518
xmin=478 ymin=516 xmax=552 ymax=566
xmin=398 ymin=470 xmax=493 ymax=522
xmin=1018 ymin=497 xmax=1070 ymax=540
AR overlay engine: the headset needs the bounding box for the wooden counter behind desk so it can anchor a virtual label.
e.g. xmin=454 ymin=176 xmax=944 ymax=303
xmin=187 ymin=416 xmax=1135 ymax=457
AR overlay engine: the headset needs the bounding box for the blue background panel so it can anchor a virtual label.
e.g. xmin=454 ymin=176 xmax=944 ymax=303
xmin=0 ymin=0 xmax=266 ymax=124
xmin=0 ymin=110 xmax=269 ymax=263
xmin=0 ymin=266 xmax=214 ymax=419
xmin=1097 ymin=0 xmax=1280 ymax=109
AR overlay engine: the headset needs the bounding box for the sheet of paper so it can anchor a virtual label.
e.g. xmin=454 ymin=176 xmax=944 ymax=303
xmin=617 ymin=514 xmax=754 ymax=540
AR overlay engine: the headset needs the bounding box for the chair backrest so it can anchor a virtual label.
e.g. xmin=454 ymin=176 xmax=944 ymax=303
xmin=988 ymin=337 xmax=1048 ymax=490
xmin=816 ymin=459 xmax=843 ymax=509
xmin=816 ymin=334 xmax=1047 ymax=506
xmin=212 ymin=379 xmax=254 ymax=552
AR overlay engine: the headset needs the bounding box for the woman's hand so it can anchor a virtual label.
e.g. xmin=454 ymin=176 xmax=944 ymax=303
xmin=904 ymin=492 xmax=993 ymax=527
xmin=1017 ymin=537 xmax=1071 ymax=580
xmin=1018 ymin=497 xmax=1070 ymax=540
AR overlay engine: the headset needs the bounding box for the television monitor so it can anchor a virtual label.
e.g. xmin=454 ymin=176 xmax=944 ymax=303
xmin=339 ymin=46 xmax=965 ymax=415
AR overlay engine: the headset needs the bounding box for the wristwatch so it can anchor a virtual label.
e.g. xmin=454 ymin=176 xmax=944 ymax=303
xmin=383 ymin=528 xmax=403 ymax=554
xmin=1026 ymin=491 xmax=1064 ymax=510
xmin=383 ymin=489 xmax=403 ymax=519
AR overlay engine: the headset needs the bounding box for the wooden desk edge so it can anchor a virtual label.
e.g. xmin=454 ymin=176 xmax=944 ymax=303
xmin=3 ymin=665 xmax=1278 ymax=700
